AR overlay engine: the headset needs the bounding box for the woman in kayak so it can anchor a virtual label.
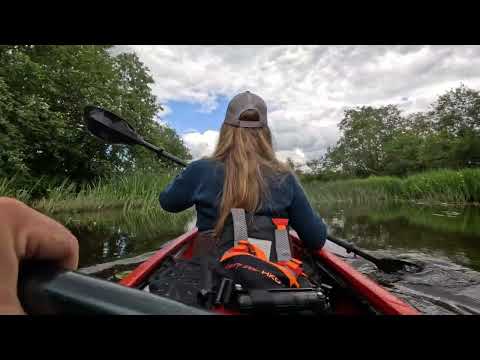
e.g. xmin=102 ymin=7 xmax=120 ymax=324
xmin=160 ymin=91 xmax=327 ymax=256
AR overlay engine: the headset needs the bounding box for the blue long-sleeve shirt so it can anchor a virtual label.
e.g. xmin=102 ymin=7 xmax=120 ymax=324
xmin=159 ymin=159 xmax=327 ymax=250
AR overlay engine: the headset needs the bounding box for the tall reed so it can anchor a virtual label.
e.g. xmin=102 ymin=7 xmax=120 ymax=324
xmin=304 ymin=168 xmax=480 ymax=206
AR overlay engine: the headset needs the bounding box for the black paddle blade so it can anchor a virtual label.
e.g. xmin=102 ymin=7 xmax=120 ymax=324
xmin=327 ymin=234 xmax=423 ymax=274
xmin=376 ymin=258 xmax=423 ymax=274
xmin=84 ymin=106 xmax=142 ymax=145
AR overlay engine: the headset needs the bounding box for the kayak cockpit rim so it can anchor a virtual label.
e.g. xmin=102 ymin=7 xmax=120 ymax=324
xmin=119 ymin=228 xmax=419 ymax=315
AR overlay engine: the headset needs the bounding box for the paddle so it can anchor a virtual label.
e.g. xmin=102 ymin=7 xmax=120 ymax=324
xmin=83 ymin=105 xmax=421 ymax=274
xmin=326 ymin=234 xmax=421 ymax=273
xmin=19 ymin=260 xmax=211 ymax=315
xmin=84 ymin=106 xmax=187 ymax=167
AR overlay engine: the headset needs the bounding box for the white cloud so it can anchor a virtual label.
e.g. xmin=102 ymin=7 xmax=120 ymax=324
xmin=276 ymin=148 xmax=306 ymax=163
xmin=182 ymin=130 xmax=219 ymax=159
xmin=115 ymin=45 xmax=480 ymax=163
xmin=182 ymin=128 xmax=332 ymax=165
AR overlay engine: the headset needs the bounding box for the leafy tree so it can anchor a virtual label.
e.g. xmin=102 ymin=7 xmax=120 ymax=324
xmin=430 ymin=84 xmax=480 ymax=137
xmin=383 ymin=132 xmax=424 ymax=176
xmin=315 ymin=85 xmax=480 ymax=180
xmin=326 ymin=105 xmax=403 ymax=176
xmin=0 ymin=45 xmax=190 ymax=195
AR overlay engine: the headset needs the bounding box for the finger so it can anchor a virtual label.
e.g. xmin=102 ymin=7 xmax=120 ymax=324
xmin=0 ymin=198 xmax=79 ymax=315
xmin=5 ymin=198 xmax=79 ymax=270
xmin=21 ymin=210 xmax=79 ymax=270
xmin=0 ymin=302 xmax=25 ymax=315
xmin=26 ymin=226 xmax=79 ymax=270
xmin=0 ymin=245 xmax=25 ymax=315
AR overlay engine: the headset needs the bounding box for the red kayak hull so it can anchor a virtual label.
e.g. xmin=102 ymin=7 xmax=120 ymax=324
xmin=120 ymin=228 xmax=419 ymax=315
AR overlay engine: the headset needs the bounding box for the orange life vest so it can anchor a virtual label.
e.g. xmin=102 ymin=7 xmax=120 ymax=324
xmin=219 ymin=208 xmax=307 ymax=289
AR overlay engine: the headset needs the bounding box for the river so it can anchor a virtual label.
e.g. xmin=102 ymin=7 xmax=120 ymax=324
xmin=64 ymin=202 xmax=480 ymax=315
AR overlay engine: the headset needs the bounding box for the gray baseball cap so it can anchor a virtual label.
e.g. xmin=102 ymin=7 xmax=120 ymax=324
xmin=223 ymin=91 xmax=268 ymax=128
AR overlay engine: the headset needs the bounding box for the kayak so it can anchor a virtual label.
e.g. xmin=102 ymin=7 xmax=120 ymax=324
xmin=119 ymin=228 xmax=420 ymax=315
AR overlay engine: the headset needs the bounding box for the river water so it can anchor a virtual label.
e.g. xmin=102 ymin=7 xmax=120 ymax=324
xmin=66 ymin=202 xmax=480 ymax=315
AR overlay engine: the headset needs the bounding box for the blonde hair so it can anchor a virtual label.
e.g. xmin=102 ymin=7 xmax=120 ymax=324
xmin=210 ymin=110 xmax=291 ymax=237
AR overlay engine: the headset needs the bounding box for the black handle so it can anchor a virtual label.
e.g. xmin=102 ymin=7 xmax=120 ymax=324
xmin=139 ymin=140 xmax=188 ymax=167
xmin=18 ymin=261 xmax=212 ymax=315
xmin=327 ymin=234 xmax=380 ymax=264
xmin=237 ymin=288 xmax=329 ymax=313
xmin=155 ymin=148 xmax=188 ymax=167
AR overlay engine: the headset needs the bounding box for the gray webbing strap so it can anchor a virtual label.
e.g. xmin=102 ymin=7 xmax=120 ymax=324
xmin=275 ymin=227 xmax=292 ymax=262
xmin=231 ymin=208 xmax=248 ymax=245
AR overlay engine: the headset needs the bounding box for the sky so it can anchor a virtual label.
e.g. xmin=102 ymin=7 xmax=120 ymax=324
xmin=114 ymin=45 xmax=480 ymax=164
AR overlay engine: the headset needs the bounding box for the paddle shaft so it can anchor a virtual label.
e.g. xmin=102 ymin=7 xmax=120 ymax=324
xmin=18 ymin=261 xmax=211 ymax=315
xmin=139 ymin=139 xmax=188 ymax=167
xmin=327 ymin=234 xmax=383 ymax=266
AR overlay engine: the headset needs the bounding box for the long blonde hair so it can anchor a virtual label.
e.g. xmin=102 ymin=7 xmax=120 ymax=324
xmin=210 ymin=110 xmax=291 ymax=237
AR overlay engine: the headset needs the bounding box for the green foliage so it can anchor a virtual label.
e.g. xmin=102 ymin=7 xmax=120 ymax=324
xmin=0 ymin=45 xmax=190 ymax=197
xmin=324 ymin=105 xmax=404 ymax=177
xmin=311 ymin=85 xmax=480 ymax=179
xmin=33 ymin=169 xmax=180 ymax=215
xmin=383 ymin=132 xmax=425 ymax=176
xmin=430 ymin=85 xmax=480 ymax=136
xmin=304 ymin=168 xmax=480 ymax=205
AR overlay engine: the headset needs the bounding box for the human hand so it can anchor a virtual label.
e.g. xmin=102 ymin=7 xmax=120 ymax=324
xmin=0 ymin=197 xmax=79 ymax=315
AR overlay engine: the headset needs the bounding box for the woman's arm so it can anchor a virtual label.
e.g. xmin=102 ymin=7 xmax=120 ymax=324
xmin=287 ymin=175 xmax=327 ymax=250
xmin=159 ymin=161 xmax=201 ymax=213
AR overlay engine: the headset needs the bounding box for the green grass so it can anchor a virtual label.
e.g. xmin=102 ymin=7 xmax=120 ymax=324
xmin=4 ymin=167 xmax=480 ymax=220
xmin=0 ymin=177 xmax=34 ymax=203
xmin=0 ymin=170 xmax=185 ymax=218
xmin=33 ymin=171 xmax=176 ymax=215
xmin=304 ymin=168 xmax=480 ymax=206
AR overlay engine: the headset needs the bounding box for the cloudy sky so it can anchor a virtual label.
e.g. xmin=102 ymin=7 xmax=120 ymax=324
xmin=115 ymin=45 xmax=480 ymax=164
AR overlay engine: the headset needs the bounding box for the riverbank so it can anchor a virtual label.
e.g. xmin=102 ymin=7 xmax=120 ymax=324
xmin=1 ymin=171 xmax=177 ymax=214
xmin=304 ymin=168 xmax=480 ymax=206
xmin=0 ymin=171 xmax=195 ymax=237
xmin=3 ymin=168 xmax=480 ymax=215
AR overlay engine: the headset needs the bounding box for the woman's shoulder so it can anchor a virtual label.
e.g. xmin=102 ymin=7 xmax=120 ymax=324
xmin=268 ymin=168 xmax=296 ymax=183
xmin=266 ymin=169 xmax=298 ymax=194
xmin=185 ymin=158 xmax=223 ymax=173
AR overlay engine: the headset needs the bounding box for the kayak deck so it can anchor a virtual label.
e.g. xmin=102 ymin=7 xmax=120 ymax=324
xmin=120 ymin=229 xmax=419 ymax=315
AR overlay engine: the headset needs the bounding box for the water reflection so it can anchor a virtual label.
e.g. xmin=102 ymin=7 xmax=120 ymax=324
xmin=319 ymin=203 xmax=480 ymax=271
xmin=55 ymin=209 xmax=193 ymax=267
xmin=318 ymin=202 xmax=480 ymax=314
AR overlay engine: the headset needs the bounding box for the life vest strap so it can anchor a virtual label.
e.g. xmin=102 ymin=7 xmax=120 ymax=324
xmin=225 ymin=209 xmax=303 ymax=289
xmin=272 ymin=218 xmax=292 ymax=262
xmin=231 ymin=208 xmax=248 ymax=246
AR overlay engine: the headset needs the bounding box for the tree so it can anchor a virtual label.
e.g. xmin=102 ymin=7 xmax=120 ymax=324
xmin=383 ymin=132 xmax=424 ymax=176
xmin=325 ymin=105 xmax=404 ymax=177
xmin=419 ymin=132 xmax=458 ymax=169
xmin=0 ymin=45 xmax=190 ymax=195
xmin=430 ymin=84 xmax=480 ymax=137
xmin=0 ymin=78 xmax=29 ymax=179
xmin=453 ymin=132 xmax=480 ymax=167
xmin=314 ymin=85 xmax=480 ymax=179
xmin=382 ymin=112 xmax=433 ymax=176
